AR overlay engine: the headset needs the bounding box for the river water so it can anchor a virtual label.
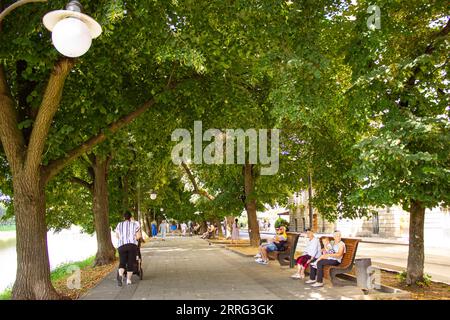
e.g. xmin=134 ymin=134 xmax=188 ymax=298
xmin=0 ymin=226 xmax=98 ymax=292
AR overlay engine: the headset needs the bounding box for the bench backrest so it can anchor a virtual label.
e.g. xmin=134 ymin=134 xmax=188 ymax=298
xmin=319 ymin=237 xmax=360 ymax=268
xmin=285 ymin=232 xmax=301 ymax=252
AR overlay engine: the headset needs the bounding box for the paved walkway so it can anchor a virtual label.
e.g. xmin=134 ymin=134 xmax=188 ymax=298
xmin=355 ymin=242 xmax=450 ymax=284
xmin=81 ymin=237 xmax=365 ymax=300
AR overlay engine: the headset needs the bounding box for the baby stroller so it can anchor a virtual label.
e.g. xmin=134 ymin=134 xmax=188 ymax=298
xmin=117 ymin=239 xmax=144 ymax=282
xmin=135 ymin=239 xmax=144 ymax=280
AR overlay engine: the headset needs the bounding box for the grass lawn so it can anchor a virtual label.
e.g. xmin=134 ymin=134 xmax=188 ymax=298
xmin=0 ymin=289 xmax=11 ymax=300
xmin=0 ymin=255 xmax=118 ymax=300
xmin=0 ymin=225 xmax=16 ymax=232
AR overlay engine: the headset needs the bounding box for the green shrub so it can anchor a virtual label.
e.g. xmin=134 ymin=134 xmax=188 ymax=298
xmin=397 ymin=270 xmax=432 ymax=287
xmin=396 ymin=270 xmax=407 ymax=282
xmin=0 ymin=288 xmax=12 ymax=300
xmin=274 ymin=218 xmax=290 ymax=230
xmin=50 ymin=256 xmax=95 ymax=281
xmin=417 ymin=274 xmax=432 ymax=287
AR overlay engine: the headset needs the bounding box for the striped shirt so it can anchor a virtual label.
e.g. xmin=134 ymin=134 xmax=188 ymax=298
xmin=115 ymin=220 xmax=140 ymax=247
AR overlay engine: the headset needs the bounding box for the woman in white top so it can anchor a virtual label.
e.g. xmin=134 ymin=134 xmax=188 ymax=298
xmin=291 ymin=229 xmax=321 ymax=279
xmin=181 ymin=222 xmax=187 ymax=236
xmin=306 ymin=230 xmax=346 ymax=287
xmin=231 ymin=218 xmax=240 ymax=244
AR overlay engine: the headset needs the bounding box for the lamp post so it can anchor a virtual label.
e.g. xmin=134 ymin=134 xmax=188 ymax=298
xmin=43 ymin=1 xmax=102 ymax=57
xmin=150 ymin=191 xmax=157 ymax=221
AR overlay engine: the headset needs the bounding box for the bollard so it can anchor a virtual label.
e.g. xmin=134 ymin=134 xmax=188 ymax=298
xmin=355 ymin=258 xmax=372 ymax=293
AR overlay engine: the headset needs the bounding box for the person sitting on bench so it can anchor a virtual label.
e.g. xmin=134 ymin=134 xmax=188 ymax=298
xmin=192 ymin=223 xmax=200 ymax=235
xmin=310 ymin=237 xmax=335 ymax=268
xmin=291 ymin=228 xmax=321 ymax=279
xmin=201 ymin=223 xmax=216 ymax=239
xmin=306 ymin=230 xmax=346 ymax=288
xmin=254 ymin=226 xmax=287 ymax=265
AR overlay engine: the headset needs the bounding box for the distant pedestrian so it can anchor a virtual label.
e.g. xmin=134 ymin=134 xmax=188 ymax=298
xmin=231 ymin=218 xmax=240 ymax=244
xmin=181 ymin=222 xmax=187 ymax=236
xmin=188 ymin=221 xmax=193 ymax=236
xmin=115 ymin=211 xmax=141 ymax=286
xmin=159 ymin=220 xmax=167 ymax=241
xmin=171 ymin=223 xmax=177 ymax=236
xmin=151 ymin=221 xmax=157 ymax=237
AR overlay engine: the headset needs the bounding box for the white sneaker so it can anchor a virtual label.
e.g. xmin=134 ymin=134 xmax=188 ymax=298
xmin=257 ymin=259 xmax=268 ymax=265
xmin=255 ymin=258 xmax=263 ymax=263
xmin=305 ymin=279 xmax=316 ymax=284
xmin=311 ymin=282 xmax=324 ymax=287
xmin=254 ymin=253 xmax=261 ymax=258
xmin=291 ymin=274 xmax=301 ymax=279
xmin=126 ymin=279 xmax=132 ymax=285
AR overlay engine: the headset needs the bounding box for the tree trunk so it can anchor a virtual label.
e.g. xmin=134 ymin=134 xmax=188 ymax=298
xmin=200 ymin=220 xmax=208 ymax=234
xmin=226 ymin=216 xmax=234 ymax=229
xmin=92 ymin=156 xmax=116 ymax=266
xmin=214 ymin=218 xmax=223 ymax=238
xmin=244 ymin=164 xmax=260 ymax=247
xmin=156 ymin=215 xmax=162 ymax=233
xmin=12 ymin=173 xmax=61 ymax=299
xmin=308 ymin=172 xmax=314 ymax=229
xmin=406 ymin=199 xmax=425 ymax=285
xmin=226 ymin=216 xmax=234 ymax=238
xmin=121 ymin=175 xmax=129 ymax=212
xmin=144 ymin=211 xmax=152 ymax=236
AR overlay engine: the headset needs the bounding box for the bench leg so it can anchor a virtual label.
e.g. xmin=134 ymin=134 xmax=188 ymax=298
xmin=277 ymin=253 xmax=290 ymax=266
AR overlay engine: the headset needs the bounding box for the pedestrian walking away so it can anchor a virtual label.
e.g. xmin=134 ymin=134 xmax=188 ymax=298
xmin=159 ymin=220 xmax=168 ymax=241
xmin=115 ymin=211 xmax=142 ymax=286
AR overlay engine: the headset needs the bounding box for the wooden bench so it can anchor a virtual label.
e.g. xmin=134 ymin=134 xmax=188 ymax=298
xmin=267 ymin=232 xmax=301 ymax=267
xmin=304 ymin=237 xmax=360 ymax=285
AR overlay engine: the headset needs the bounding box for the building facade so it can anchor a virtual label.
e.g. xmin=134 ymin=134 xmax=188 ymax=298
xmin=288 ymin=190 xmax=450 ymax=247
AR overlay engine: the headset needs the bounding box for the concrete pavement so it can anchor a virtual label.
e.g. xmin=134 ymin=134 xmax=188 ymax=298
xmin=355 ymin=242 xmax=450 ymax=284
xmin=81 ymin=237 xmax=367 ymax=300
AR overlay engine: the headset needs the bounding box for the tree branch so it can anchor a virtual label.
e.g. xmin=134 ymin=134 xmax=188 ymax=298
xmin=404 ymin=19 xmax=450 ymax=90
xmin=42 ymin=97 xmax=156 ymax=183
xmin=70 ymin=176 xmax=93 ymax=192
xmin=0 ymin=63 xmax=26 ymax=174
xmin=181 ymin=162 xmax=215 ymax=201
xmin=41 ymin=75 xmax=188 ymax=183
xmin=25 ymin=58 xmax=74 ymax=175
xmin=0 ymin=0 xmax=47 ymax=25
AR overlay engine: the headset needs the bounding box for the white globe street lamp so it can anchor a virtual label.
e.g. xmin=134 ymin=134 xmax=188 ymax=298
xmin=150 ymin=192 xmax=157 ymax=200
xmin=43 ymin=1 xmax=101 ymax=57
